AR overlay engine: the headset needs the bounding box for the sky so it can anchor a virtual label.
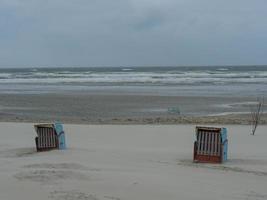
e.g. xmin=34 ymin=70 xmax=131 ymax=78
xmin=0 ymin=0 xmax=267 ymax=68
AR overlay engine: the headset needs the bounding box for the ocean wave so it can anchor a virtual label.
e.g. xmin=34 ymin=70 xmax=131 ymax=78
xmin=0 ymin=73 xmax=11 ymax=78
xmin=1 ymin=68 xmax=267 ymax=85
xmin=1 ymin=76 xmax=267 ymax=85
xmin=216 ymin=68 xmax=229 ymax=71
xmin=121 ymin=68 xmax=134 ymax=71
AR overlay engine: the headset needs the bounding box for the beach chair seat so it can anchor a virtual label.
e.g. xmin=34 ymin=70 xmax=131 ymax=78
xmin=34 ymin=122 xmax=66 ymax=152
xmin=193 ymin=126 xmax=228 ymax=163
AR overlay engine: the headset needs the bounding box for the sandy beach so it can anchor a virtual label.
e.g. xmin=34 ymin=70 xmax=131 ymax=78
xmin=1 ymin=0 xmax=267 ymax=198
xmin=0 ymin=68 xmax=266 ymax=200
xmin=1 ymin=122 xmax=267 ymax=200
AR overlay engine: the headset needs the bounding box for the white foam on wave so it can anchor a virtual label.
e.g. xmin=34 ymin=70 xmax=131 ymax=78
xmin=0 ymin=76 xmax=196 ymax=84
xmin=214 ymin=101 xmax=262 ymax=109
xmin=216 ymin=68 xmax=229 ymax=71
xmin=208 ymin=110 xmax=267 ymax=116
xmin=1 ymin=70 xmax=267 ymax=85
xmin=207 ymin=111 xmax=251 ymax=116
xmin=0 ymin=73 xmax=11 ymax=78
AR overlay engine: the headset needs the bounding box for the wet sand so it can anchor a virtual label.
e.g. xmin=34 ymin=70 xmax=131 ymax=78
xmin=0 ymin=93 xmax=266 ymax=124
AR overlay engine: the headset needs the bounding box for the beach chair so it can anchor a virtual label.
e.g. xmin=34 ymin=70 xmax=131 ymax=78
xmin=34 ymin=122 xmax=66 ymax=152
xmin=193 ymin=126 xmax=228 ymax=163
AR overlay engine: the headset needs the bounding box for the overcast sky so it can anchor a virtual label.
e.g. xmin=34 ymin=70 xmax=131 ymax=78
xmin=0 ymin=0 xmax=267 ymax=67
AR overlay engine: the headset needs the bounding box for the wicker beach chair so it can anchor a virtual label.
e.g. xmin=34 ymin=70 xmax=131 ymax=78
xmin=34 ymin=122 xmax=66 ymax=152
xmin=193 ymin=126 xmax=228 ymax=163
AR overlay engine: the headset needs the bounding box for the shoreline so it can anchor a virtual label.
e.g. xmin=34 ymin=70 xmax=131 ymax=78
xmin=0 ymin=93 xmax=266 ymax=125
xmin=1 ymin=114 xmax=267 ymax=125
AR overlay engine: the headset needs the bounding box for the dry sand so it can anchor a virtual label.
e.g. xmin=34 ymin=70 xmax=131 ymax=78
xmin=0 ymin=122 xmax=267 ymax=200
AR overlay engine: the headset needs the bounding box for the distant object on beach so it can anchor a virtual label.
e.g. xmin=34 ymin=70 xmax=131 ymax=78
xmin=34 ymin=122 xmax=66 ymax=152
xmin=193 ymin=126 xmax=228 ymax=163
xmin=167 ymin=107 xmax=181 ymax=115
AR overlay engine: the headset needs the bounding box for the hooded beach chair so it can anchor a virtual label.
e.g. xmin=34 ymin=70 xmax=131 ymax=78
xmin=193 ymin=126 xmax=228 ymax=163
xmin=34 ymin=122 xmax=66 ymax=152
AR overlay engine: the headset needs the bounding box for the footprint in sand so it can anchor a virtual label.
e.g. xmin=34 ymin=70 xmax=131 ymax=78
xmin=177 ymin=159 xmax=267 ymax=176
xmin=0 ymin=147 xmax=37 ymax=158
xmin=244 ymin=191 xmax=267 ymax=200
xmin=14 ymin=169 xmax=89 ymax=184
xmin=14 ymin=162 xmax=94 ymax=184
xmin=104 ymin=196 xmax=121 ymax=200
xmin=23 ymin=163 xmax=102 ymax=172
xmin=23 ymin=163 xmax=89 ymax=171
xmin=49 ymin=190 xmax=99 ymax=200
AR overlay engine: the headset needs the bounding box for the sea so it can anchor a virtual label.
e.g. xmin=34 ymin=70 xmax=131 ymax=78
xmin=0 ymin=65 xmax=267 ymax=97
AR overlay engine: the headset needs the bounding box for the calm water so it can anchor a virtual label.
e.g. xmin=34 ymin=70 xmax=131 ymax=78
xmin=0 ymin=66 xmax=267 ymax=96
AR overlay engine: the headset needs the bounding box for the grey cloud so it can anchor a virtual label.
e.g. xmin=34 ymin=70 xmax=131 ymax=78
xmin=0 ymin=0 xmax=267 ymax=67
